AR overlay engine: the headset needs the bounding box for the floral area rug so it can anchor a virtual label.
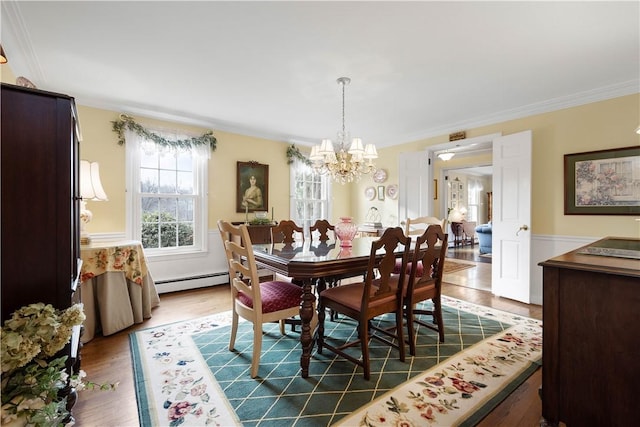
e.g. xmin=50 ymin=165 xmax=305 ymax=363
xmin=334 ymin=298 xmax=542 ymax=426
xmin=130 ymin=297 xmax=541 ymax=427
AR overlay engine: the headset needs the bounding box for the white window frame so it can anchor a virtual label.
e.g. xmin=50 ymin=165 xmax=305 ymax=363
xmin=289 ymin=159 xmax=331 ymax=235
xmin=125 ymin=129 xmax=209 ymax=259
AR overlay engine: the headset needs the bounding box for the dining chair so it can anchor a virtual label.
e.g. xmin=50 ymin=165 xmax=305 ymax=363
xmin=394 ymin=216 xmax=445 ymax=275
xmin=309 ymin=219 xmax=335 ymax=241
xmin=270 ymin=220 xmax=305 ymax=244
xmin=316 ymin=227 xmax=411 ymax=380
xmin=404 ymin=215 xmax=446 ymax=236
xmin=218 ymin=220 xmax=308 ymax=378
xmin=269 ymin=219 xmax=307 ymax=330
xmin=404 ymin=224 xmax=448 ymax=355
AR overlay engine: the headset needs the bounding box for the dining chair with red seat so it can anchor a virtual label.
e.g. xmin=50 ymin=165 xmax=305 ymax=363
xmin=218 ymin=220 xmax=310 ymax=378
xmin=404 ymin=224 xmax=448 ymax=355
xmin=316 ymin=227 xmax=411 ymax=380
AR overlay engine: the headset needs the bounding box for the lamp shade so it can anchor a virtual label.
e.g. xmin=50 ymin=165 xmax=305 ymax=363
xmin=0 ymin=44 xmax=6 ymax=64
xmin=80 ymin=160 xmax=108 ymax=201
xmin=363 ymin=144 xmax=378 ymax=159
xmin=348 ymin=138 xmax=365 ymax=155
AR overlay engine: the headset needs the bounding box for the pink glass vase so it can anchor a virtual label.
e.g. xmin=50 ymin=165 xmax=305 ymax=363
xmin=335 ymin=216 xmax=358 ymax=247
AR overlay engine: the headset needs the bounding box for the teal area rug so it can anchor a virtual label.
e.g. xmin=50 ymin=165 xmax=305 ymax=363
xmin=130 ymin=297 xmax=542 ymax=426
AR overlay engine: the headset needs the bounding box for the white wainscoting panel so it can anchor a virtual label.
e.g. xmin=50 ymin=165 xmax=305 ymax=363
xmin=529 ymin=234 xmax=599 ymax=305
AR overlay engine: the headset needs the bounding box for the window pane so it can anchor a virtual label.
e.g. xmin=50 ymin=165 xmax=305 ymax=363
xmin=177 ymin=222 xmax=194 ymax=246
xmin=177 ymin=151 xmax=193 ymax=171
xmin=140 ymin=150 xmax=158 ymax=169
xmin=159 ymin=170 xmax=177 ymax=194
xmin=160 ymin=222 xmax=177 ymax=248
xmin=160 ymin=198 xmax=177 ymax=218
xmin=159 ymin=151 xmax=176 ymax=169
xmin=140 ymin=168 xmax=158 ymax=193
xmin=141 ymin=197 xmax=160 ymax=248
xmin=177 ymin=171 xmax=193 ymax=194
xmin=177 ymin=198 xmax=193 ymax=221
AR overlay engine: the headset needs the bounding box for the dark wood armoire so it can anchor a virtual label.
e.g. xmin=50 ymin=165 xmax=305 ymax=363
xmin=1 ymin=82 xmax=82 ymax=415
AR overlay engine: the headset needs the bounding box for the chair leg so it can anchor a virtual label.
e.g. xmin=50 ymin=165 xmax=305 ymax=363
xmin=250 ymin=323 xmax=263 ymax=378
xmin=434 ymin=297 xmax=445 ymax=343
xmin=395 ymin=307 xmax=406 ymax=362
xmin=360 ymin=320 xmax=371 ymax=380
xmin=405 ymin=303 xmax=416 ymax=356
xmin=279 ymin=319 xmax=286 ymax=335
xmin=229 ymin=310 xmax=239 ymax=351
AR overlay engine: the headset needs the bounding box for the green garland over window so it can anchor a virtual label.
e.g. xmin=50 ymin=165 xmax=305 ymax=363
xmin=286 ymin=144 xmax=311 ymax=165
xmin=111 ymin=114 xmax=217 ymax=151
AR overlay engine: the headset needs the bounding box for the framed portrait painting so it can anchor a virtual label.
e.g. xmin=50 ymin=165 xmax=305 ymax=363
xmin=237 ymin=161 xmax=269 ymax=213
xmin=564 ymin=146 xmax=640 ymax=215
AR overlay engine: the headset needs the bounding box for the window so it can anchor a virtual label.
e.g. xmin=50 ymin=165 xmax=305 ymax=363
xmin=466 ymin=177 xmax=483 ymax=222
xmin=126 ymin=130 xmax=208 ymax=255
xmin=290 ymin=159 xmax=331 ymax=234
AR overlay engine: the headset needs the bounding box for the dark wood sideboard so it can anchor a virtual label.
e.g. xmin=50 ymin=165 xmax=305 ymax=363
xmin=231 ymin=222 xmax=276 ymax=244
xmin=539 ymin=237 xmax=640 ymax=426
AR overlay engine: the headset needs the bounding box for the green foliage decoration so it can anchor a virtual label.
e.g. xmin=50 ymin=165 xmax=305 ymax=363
xmin=286 ymin=144 xmax=311 ymax=165
xmin=111 ymin=114 xmax=217 ymax=151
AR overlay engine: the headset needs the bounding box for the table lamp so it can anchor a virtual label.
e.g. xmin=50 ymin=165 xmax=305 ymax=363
xmin=80 ymin=160 xmax=108 ymax=245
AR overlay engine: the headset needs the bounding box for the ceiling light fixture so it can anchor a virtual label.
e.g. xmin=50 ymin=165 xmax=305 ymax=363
xmin=438 ymin=151 xmax=455 ymax=161
xmin=309 ymin=77 xmax=378 ymax=184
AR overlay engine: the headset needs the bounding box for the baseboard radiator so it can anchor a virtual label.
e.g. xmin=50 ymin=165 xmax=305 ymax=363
xmin=155 ymin=272 xmax=229 ymax=294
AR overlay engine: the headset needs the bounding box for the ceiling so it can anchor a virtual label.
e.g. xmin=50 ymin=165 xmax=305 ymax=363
xmin=2 ymin=1 xmax=638 ymax=149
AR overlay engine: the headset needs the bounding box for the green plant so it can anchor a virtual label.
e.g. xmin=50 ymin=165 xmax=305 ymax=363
xmin=249 ymin=218 xmax=274 ymax=225
xmin=1 ymin=303 xmax=117 ymax=426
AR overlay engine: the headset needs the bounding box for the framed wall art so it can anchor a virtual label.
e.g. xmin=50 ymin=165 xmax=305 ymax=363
xmin=564 ymin=146 xmax=639 ymax=215
xmin=377 ymin=185 xmax=385 ymax=201
xmin=237 ymin=161 xmax=269 ymax=213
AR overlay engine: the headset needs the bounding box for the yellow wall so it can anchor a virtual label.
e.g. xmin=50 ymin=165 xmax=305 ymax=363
xmin=77 ymin=106 xmax=322 ymax=232
xmin=3 ymin=62 xmax=639 ymax=239
xmin=352 ymin=94 xmax=640 ymax=239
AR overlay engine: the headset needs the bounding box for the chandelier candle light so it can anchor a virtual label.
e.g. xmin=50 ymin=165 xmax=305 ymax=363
xmin=309 ymin=77 xmax=378 ymax=184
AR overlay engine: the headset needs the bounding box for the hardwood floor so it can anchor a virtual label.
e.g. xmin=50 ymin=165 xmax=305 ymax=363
xmin=74 ymin=281 xmax=542 ymax=426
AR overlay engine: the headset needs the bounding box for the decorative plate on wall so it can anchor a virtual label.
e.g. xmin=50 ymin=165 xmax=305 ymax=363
xmin=364 ymin=186 xmax=376 ymax=200
xmin=386 ymin=184 xmax=398 ymax=200
xmin=373 ymin=168 xmax=387 ymax=183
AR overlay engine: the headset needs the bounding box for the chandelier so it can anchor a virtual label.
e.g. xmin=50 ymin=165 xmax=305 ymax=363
xmin=309 ymin=77 xmax=378 ymax=184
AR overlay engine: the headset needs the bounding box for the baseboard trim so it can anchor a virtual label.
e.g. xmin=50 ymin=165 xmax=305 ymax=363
xmin=155 ymin=272 xmax=229 ymax=294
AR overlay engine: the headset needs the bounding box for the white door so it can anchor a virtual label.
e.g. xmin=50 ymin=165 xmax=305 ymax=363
xmin=398 ymin=151 xmax=432 ymax=225
xmin=492 ymin=130 xmax=532 ymax=303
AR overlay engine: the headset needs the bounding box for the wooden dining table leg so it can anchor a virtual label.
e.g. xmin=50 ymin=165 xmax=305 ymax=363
xmin=299 ymin=278 xmax=315 ymax=378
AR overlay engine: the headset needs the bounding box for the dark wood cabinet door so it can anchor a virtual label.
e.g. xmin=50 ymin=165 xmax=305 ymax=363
xmin=1 ymin=83 xmax=80 ymax=320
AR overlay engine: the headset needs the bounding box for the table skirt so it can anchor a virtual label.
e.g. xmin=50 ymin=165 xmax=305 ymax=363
xmin=81 ymin=271 xmax=161 ymax=343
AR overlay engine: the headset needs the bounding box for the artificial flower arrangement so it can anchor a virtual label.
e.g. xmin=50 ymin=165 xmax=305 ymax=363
xmin=1 ymin=303 xmax=118 ymax=426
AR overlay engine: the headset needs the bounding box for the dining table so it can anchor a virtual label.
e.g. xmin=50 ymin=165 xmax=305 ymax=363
xmin=252 ymin=236 xmax=397 ymax=378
